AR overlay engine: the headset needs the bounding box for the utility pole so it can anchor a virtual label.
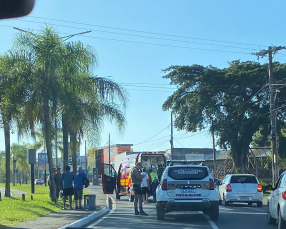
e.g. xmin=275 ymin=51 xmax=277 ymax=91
xmin=55 ymin=118 xmax=58 ymax=167
xmin=85 ymin=140 xmax=88 ymax=175
xmin=212 ymin=129 xmax=216 ymax=178
xmin=170 ymin=113 xmax=174 ymax=156
xmin=108 ymin=134 xmax=111 ymax=176
xmin=252 ymin=46 xmax=286 ymax=186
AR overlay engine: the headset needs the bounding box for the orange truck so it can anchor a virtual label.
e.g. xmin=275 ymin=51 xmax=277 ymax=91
xmin=102 ymin=152 xmax=167 ymax=201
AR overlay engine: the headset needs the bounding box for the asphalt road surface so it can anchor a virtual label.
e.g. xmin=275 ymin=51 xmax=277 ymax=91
xmin=87 ymin=197 xmax=278 ymax=229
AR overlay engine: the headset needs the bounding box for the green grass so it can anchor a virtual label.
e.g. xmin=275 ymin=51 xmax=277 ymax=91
xmin=0 ymin=183 xmax=62 ymax=227
xmin=0 ymin=183 xmax=89 ymax=227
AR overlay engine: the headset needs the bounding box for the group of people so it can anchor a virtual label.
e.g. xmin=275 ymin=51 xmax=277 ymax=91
xmin=48 ymin=166 xmax=87 ymax=210
xmin=130 ymin=162 xmax=160 ymax=216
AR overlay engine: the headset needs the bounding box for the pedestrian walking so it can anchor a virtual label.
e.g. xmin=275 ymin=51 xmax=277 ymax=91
xmin=130 ymin=162 xmax=148 ymax=216
xmin=141 ymin=168 xmax=149 ymax=204
xmin=61 ymin=166 xmax=74 ymax=210
xmin=54 ymin=167 xmax=62 ymax=205
xmin=74 ymin=166 xmax=87 ymax=210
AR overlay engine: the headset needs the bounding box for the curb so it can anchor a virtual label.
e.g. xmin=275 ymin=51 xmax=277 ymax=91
xmin=58 ymin=196 xmax=114 ymax=229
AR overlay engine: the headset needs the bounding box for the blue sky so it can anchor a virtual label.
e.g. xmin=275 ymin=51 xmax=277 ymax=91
xmin=0 ymin=1 xmax=286 ymax=154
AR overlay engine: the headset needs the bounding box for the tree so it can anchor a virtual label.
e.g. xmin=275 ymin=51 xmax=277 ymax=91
xmin=0 ymin=51 xmax=31 ymax=196
xmin=162 ymin=61 xmax=286 ymax=172
xmin=13 ymin=27 xmax=64 ymax=200
xmin=11 ymin=143 xmax=30 ymax=184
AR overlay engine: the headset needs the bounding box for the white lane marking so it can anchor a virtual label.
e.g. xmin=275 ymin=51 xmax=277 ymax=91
xmin=204 ymin=215 xmax=219 ymax=229
xmin=219 ymin=206 xmax=233 ymax=211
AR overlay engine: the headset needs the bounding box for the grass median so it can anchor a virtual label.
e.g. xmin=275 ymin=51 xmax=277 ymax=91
xmin=0 ymin=183 xmax=88 ymax=227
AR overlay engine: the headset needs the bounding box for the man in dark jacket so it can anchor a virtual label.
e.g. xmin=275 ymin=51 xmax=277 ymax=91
xmin=130 ymin=162 xmax=148 ymax=216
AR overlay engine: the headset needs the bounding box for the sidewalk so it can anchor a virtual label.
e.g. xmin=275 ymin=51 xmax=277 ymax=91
xmin=3 ymin=185 xmax=107 ymax=229
xmin=0 ymin=188 xmax=27 ymax=198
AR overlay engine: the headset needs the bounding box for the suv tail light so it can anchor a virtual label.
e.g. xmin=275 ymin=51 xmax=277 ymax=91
xmin=282 ymin=191 xmax=286 ymax=200
xmin=226 ymin=183 xmax=232 ymax=192
xmin=209 ymin=179 xmax=215 ymax=190
xmin=162 ymin=179 xmax=168 ymax=190
xmin=257 ymin=184 xmax=263 ymax=192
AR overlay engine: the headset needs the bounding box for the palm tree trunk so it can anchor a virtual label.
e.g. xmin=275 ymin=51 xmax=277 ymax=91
xmin=43 ymin=99 xmax=55 ymax=201
xmin=3 ymin=116 xmax=11 ymax=197
xmin=62 ymin=112 xmax=69 ymax=169
xmin=70 ymin=131 xmax=77 ymax=176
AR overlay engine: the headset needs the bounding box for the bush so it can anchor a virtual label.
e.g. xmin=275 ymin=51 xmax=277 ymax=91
xmin=259 ymin=180 xmax=272 ymax=194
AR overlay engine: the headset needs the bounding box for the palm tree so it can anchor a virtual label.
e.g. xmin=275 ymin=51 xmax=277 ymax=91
xmin=11 ymin=143 xmax=30 ymax=184
xmin=13 ymin=27 xmax=64 ymax=200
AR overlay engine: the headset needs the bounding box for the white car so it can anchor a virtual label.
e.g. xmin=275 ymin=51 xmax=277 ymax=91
xmin=156 ymin=164 xmax=220 ymax=221
xmin=219 ymin=174 xmax=263 ymax=207
xmin=267 ymin=171 xmax=286 ymax=228
xmin=34 ymin=179 xmax=44 ymax=185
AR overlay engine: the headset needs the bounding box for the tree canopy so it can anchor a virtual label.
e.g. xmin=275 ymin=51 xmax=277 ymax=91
xmin=162 ymin=61 xmax=286 ymax=172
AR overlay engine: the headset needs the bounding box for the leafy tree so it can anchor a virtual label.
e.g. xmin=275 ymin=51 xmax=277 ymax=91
xmin=0 ymin=51 xmax=32 ymax=196
xmin=162 ymin=61 xmax=286 ymax=172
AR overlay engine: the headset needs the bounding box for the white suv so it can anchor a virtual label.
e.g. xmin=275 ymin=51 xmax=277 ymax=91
xmin=156 ymin=164 xmax=219 ymax=221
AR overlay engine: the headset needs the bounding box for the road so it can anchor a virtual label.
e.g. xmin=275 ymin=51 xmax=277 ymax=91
xmin=87 ymin=197 xmax=277 ymax=229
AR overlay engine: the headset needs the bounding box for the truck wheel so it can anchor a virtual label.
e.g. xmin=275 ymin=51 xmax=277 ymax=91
xmin=156 ymin=205 xmax=165 ymax=220
xmin=208 ymin=204 xmax=219 ymax=221
xmin=116 ymin=193 xmax=120 ymax=200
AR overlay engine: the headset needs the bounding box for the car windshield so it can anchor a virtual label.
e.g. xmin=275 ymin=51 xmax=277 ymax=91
xmin=168 ymin=167 xmax=208 ymax=180
xmin=230 ymin=176 xmax=257 ymax=184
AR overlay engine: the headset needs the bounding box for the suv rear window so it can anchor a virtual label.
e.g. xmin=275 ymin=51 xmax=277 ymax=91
xmin=230 ymin=176 xmax=257 ymax=184
xmin=168 ymin=167 xmax=208 ymax=180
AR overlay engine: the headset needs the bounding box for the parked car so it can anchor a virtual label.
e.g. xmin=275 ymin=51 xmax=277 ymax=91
xmin=267 ymin=171 xmax=286 ymax=228
xmin=156 ymin=164 xmax=220 ymax=221
xmin=34 ymin=179 xmax=44 ymax=185
xmin=219 ymin=174 xmax=263 ymax=207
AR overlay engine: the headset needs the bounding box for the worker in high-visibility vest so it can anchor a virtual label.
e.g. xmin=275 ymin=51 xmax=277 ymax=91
xmin=149 ymin=169 xmax=159 ymax=203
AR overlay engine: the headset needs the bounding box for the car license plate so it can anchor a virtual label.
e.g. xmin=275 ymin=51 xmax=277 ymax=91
xmin=181 ymin=189 xmax=196 ymax=193
xmin=239 ymin=196 xmax=250 ymax=200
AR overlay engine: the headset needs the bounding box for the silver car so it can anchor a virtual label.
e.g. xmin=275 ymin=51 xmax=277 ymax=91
xmin=219 ymin=174 xmax=263 ymax=207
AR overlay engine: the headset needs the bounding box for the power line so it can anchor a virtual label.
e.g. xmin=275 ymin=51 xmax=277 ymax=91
xmin=13 ymin=18 xmax=260 ymax=51
xmin=133 ymin=125 xmax=170 ymax=146
xmin=174 ymin=138 xmax=185 ymax=148
xmin=26 ymin=15 xmax=267 ymax=48
xmin=0 ymin=24 xmax=253 ymax=54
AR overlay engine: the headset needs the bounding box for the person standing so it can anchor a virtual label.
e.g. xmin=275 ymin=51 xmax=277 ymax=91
xmin=149 ymin=168 xmax=159 ymax=203
xmin=74 ymin=167 xmax=87 ymax=210
xmin=54 ymin=167 xmax=62 ymax=205
xmin=141 ymin=168 xmax=149 ymax=204
xmin=130 ymin=162 xmax=148 ymax=216
xmin=61 ymin=166 xmax=74 ymax=210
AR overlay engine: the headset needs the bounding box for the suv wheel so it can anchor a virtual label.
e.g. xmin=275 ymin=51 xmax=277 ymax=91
xmin=208 ymin=204 xmax=219 ymax=221
xmin=222 ymin=194 xmax=229 ymax=206
xmin=156 ymin=205 xmax=165 ymax=220
xmin=267 ymin=204 xmax=276 ymax=225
